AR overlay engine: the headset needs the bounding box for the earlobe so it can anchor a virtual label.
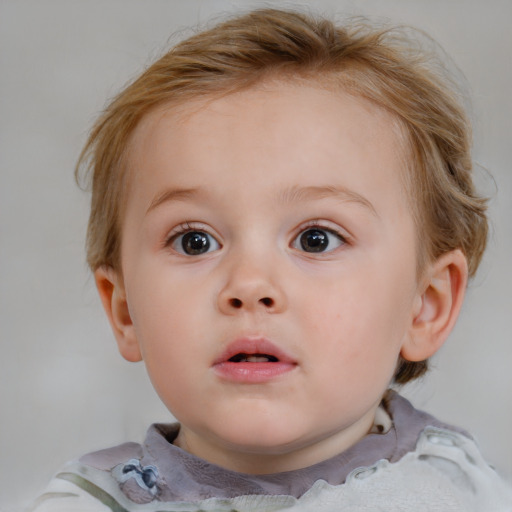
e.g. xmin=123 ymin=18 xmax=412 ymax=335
xmin=94 ymin=266 xmax=142 ymax=362
xmin=401 ymin=250 xmax=468 ymax=362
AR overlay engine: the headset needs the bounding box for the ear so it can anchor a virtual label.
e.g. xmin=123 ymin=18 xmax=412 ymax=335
xmin=401 ymin=249 xmax=468 ymax=362
xmin=94 ymin=266 xmax=142 ymax=362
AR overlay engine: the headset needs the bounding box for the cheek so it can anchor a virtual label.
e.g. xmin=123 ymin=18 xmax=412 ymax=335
xmin=301 ymin=270 xmax=412 ymax=359
xmin=127 ymin=274 xmax=195 ymax=358
xmin=133 ymin=302 xmax=205 ymax=413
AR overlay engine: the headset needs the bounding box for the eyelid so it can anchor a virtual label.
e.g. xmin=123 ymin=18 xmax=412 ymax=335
xmin=165 ymin=221 xmax=210 ymax=240
xmin=164 ymin=222 xmax=222 ymax=252
xmin=293 ymin=219 xmax=350 ymax=242
xmin=290 ymin=219 xmax=350 ymax=254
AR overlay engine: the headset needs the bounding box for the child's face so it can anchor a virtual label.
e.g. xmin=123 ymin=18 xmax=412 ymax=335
xmin=108 ymin=82 xmax=425 ymax=473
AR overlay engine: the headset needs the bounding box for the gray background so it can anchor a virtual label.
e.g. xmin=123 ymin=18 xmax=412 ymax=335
xmin=1 ymin=0 xmax=511 ymax=510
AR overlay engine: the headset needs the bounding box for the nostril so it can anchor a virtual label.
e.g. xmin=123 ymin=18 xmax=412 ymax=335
xmin=230 ymin=298 xmax=243 ymax=308
xmin=260 ymin=297 xmax=274 ymax=307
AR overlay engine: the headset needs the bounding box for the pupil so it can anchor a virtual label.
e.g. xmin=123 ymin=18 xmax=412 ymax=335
xmin=300 ymin=229 xmax=328 ymax=252
xmin=183 ymin=232 xmax=209 ymax=254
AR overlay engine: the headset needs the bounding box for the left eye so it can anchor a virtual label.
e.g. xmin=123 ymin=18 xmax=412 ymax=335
xmin=292 ymin=227 xmax=345 ymax=253
xmin=171 ymin=231 xmax=220 ymax=255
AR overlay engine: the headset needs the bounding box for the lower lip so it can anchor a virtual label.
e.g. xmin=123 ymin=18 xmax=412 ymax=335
xmin=213 ymin=362 xmax=296 ymax=383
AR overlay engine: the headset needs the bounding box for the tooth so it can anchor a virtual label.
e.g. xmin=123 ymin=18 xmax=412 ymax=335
xmin=246 ymin=355 xmax=270 ymax=362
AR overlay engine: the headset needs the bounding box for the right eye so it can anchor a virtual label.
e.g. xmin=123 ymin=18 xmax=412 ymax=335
xmin=291 ymin=226 xmax=345 ymax=253
xmin=170 ymin=230 xmax=221 ymax=256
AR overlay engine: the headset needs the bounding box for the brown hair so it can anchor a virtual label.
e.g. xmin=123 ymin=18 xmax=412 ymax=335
xmin=77 ymin=8 xmax=488 ymax=383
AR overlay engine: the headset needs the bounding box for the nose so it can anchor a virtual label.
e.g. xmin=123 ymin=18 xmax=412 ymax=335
xmin=217 ymin=256 xmax=287 ymax=315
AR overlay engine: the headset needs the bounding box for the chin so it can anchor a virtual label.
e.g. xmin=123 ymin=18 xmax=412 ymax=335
xmin=211 ymin=416 xmax=312 ymax=455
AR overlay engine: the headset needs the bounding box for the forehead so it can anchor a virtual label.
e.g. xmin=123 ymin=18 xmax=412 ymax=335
xmin=120 ymin=82 xmax=413 ymax=236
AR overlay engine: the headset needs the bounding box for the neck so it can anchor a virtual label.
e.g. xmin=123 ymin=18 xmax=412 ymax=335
xmin=173 ymin=406 xmax=378 ymax=474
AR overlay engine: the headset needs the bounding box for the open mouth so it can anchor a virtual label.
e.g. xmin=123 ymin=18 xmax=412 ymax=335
xmin=213 ymin=338 xmax=296 ymax=382
xmin=228 ymin=353 xmax=279 ymax=363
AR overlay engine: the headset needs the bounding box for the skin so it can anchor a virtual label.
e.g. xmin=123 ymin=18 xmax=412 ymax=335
xmin=96 ymin=82 xmax=468 ymax=474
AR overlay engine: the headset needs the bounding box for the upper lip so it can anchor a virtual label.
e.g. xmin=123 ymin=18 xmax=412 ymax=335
xmin=213 ymin=337 xmax=297 ymax=365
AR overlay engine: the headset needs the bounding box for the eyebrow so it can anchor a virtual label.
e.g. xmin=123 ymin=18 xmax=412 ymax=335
xmin=146 ymin=187 xmax=202 ymax=214
xmin=146 ymin=184 xmax=378 ymax=217
xmin=278 ymin=185 xmax=378 ymax=217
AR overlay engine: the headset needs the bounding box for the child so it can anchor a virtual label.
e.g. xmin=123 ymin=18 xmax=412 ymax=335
xmin=30 ymin=8 xmax=512 ymax=512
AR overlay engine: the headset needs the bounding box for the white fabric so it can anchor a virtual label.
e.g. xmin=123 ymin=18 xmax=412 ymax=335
xmin=29 ymin=427 xmax=512 ymax=512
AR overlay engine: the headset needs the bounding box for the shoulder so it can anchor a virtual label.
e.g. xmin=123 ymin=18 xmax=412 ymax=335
xmin=28 ymin=441 xmax=145 ymax=512
xmin=293 ymin=405 xmax=512 ymax=512
xmin=28 ymin=423 xmax=182 ymax=511
xmin=353 ymin=426 xmax=512 ymax=510
xmin=292 ymin=426 xmax=512 ymax=512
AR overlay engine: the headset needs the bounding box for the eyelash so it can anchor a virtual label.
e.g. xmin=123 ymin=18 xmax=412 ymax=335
xmin=164 ymin=221 xmax=220 ymax=244
xmin=164 ymin=222 xmax=199 ymax=245
xmin=291 ymin=220 xmax=349 ymax=253
xmin=294 ymin=220 xmax=348 ymax=239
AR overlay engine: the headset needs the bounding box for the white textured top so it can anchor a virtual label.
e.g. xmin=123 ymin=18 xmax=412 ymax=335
xmin=29 ymin=393 xmax=512 ymax=511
